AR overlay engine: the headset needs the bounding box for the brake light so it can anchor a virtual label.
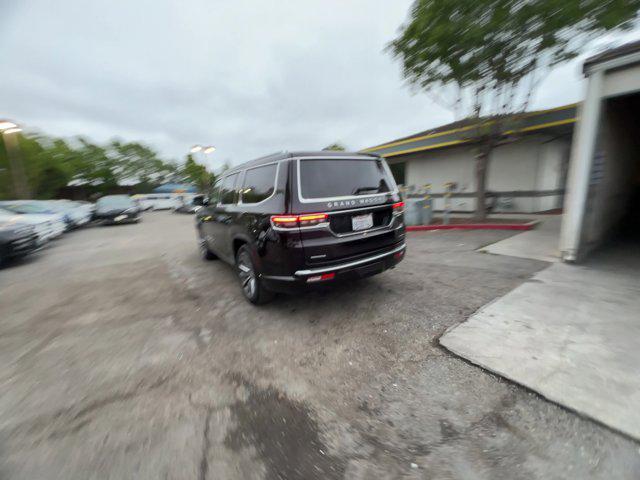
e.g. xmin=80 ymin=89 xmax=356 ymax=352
xmin=298 ymin=213 xmax=328 ymax=226
xmin=270 ymin=215 xmax=299 ymax=228
xmin=392 ymin=201 xmax=405 ymax=215
xmin=270 ymin=213 xmax=328 ymax=229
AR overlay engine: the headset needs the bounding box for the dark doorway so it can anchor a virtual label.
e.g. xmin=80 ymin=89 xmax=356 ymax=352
xmin=388 ymin=162 xmax=405 ymax=185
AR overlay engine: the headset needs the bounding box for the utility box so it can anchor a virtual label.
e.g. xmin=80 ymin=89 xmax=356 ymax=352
xmin=404 ymin=198 xmax=427 ymax=226
xmin=422 ymin=197 xmax=433 ymax=225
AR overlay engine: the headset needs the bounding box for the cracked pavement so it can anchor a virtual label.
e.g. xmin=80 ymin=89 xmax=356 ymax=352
xmin=1 ymin=212 xmax=638 ymax=479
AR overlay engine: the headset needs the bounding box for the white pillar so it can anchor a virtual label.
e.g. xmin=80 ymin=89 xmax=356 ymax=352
xmin=560 ymin=69 xmax=604 ymax=262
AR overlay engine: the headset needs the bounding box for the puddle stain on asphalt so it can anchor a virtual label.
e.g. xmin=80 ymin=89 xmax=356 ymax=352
xmin=224 ymin=374 xmax=345 ymax=480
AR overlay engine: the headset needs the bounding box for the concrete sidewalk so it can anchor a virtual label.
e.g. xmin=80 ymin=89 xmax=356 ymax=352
xmin=479 ymin=215 xmax=562 ymax=262
xmin=440 ymin=242 xmax=640 ymax=440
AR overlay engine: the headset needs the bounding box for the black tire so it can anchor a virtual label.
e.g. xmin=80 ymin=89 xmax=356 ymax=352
xmin=198 ymin=233 xmax=217 ymax=260
xmin=235 ymin=245 xmax=274 ymax=305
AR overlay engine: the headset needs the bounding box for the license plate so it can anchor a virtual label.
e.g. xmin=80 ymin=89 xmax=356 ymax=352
xmin=351 ymin=213 xmax=373 ymax=231
xmin=114 ymin=215 xmax=127 ymax=222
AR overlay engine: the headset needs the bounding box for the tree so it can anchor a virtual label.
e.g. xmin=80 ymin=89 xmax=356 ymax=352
xmin=109 ymin=140 xmax=177 ymax=189
xmin=388 ymin=0 xmax=640 ymax=220
xmin=0 ymin=131 xmax=181 ymax=200
xmin=182 ymin=154 xmax=213 ymax=193
xmin=322 ymin=142 xmax=347 ymax=151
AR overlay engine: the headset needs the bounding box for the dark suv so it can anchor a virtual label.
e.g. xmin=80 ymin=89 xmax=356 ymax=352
xmin=195 ymin=151 xmax=406 ymax=303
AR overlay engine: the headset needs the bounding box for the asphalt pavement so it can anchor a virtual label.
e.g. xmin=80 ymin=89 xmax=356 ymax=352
xmin=1 ymin=212 xmax=638 ymax=479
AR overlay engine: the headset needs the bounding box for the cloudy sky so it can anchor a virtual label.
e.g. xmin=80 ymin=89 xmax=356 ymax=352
xmin=1 ymin=1 xmax=639 ymax=169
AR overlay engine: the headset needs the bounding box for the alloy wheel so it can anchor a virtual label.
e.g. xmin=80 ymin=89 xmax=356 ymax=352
xmin=237 ymin=251 xmax=257 ymax=299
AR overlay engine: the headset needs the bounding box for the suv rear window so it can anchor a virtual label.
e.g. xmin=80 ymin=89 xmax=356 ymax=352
xmin=299 ymin=158 xmax=393 ymax=200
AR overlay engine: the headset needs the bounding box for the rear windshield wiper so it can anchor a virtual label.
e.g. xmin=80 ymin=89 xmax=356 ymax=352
xmin=352 ymin=186 xmax=379 ymax=195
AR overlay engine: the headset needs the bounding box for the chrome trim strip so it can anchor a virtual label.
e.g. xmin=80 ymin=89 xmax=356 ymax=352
xmin=261 ymin=274 xmax=296 ymax=282
xmin=295 ymin=243 xmax=406 ymax=276
xmin=317 ymin=203 xmax=394 ymax=216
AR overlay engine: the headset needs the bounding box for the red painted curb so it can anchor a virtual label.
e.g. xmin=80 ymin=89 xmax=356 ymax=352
xmin=406 ymin=222 xmax=536 ymax=232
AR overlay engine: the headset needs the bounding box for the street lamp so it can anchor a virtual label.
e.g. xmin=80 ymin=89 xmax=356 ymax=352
xmin=189 ymin=144 xmax=216 ymax=170
xmin=0 ymin=121 xmax=18 ymax=131
xmin=201 ymin=146 xmax=216 ymax=170
xmin=0 ymin=120 xmax=29 ymax=198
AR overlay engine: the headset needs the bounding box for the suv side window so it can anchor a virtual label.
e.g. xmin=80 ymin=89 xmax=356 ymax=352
xmin=220 ymin=173 xmax=239 ymax=205
xmin=241 ymin=163 xmax=277 ymax=204
xmin=209 ymin=178 xmax=223 ymax=204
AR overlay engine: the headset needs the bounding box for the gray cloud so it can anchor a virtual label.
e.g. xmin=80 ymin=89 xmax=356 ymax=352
xmin=1 ymin=0 xmax=638 ymax=169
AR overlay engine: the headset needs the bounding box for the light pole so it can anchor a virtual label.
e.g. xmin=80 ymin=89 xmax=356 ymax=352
xmin=0 ymin=120 xmax=29 ymax=199
xmin=189 ymin=145 xmax=216 ymax=170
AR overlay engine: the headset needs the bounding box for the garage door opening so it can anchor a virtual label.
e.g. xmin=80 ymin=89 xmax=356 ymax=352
xmin=581 ymin=91 xmax=640 ymax=259
xmin=610 ymin=94 xmax=640 ymax=243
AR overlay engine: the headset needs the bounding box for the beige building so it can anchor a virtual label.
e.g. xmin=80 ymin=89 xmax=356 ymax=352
xmin=362 ymin=105 xmax=576 ymax=213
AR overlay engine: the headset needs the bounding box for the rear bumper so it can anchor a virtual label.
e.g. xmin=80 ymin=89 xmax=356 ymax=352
xmin=261 ymin=242 xmax=406 ymax=293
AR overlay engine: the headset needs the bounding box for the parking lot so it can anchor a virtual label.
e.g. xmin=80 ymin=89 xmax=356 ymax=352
xmin=1 ymin=212 xmax=638 ymax=479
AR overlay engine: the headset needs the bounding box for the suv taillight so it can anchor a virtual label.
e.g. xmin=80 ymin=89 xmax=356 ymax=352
xmin=392 ymin=201 xmax=404 ymax=215
xmin=270 ymin=213 xmax=328 ymax=229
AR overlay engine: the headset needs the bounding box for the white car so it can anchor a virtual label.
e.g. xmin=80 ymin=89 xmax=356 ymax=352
xmin=0 ymin=208 xmax=65 ymax=244
xmin=53 ymin=200 xmax=93 ymax=226
xmin=0 ymin=201 xmax=73 ymax=230
xmin=132 ymin=194 xmax=180 ymax=211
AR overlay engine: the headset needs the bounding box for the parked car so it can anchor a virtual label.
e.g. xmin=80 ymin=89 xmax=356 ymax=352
xmin=0 ymin=201 xmax=74 ymax=230
xmin=0 ymin=207 xmax=65 ymax=244
xmin=0 ymin=202 xmax=69 ymax=234
xmin=0 ymin=219 xmax=40 ymax=266
xmin=132 ymin=193 xmax=179 ymax=211
xmin=173 ymin=194 xmax=204 ymax=214
xmin=76 ymin=200 xmax=96 ymax=217
xmin=52 ymin=200 xmax=93 ymax=226
xmin=37 ymin=200 xmax=89 ymax=228
xmin=195 ymin=151 xmax=406 ymax=304
xmin=94 ymin=195 xmax=142 ymax=224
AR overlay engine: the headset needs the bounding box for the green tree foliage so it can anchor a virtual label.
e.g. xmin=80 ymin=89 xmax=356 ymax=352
xmin=388 ymin=0 xmax=640 ymax=219
xmin=389 ymin=0 xmax=640 ymax=115
xmin=0 ymin=132 xmax=179 ymax=200
xmin=322 ymin=142 xmax=347 ymax=151
xmin=181 ymin=154 xmax=214 ymax=193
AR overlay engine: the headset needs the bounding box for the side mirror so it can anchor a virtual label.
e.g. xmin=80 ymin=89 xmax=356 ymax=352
xmin=201 ymin=197 xmax=209 ymax=206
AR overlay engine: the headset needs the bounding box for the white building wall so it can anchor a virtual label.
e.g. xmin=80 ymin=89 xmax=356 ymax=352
xmin=401 ymin=147 xmax=477 ymax=212
xmin=487 ymin=138 xmax=539 ymax=212
xmin=602 ymin=63 xmax=640 ymax=98
xmin=535 ymin=140 xmax=567 ymax=211
xmin=393 ymin=134 xmax=570 ymax=213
